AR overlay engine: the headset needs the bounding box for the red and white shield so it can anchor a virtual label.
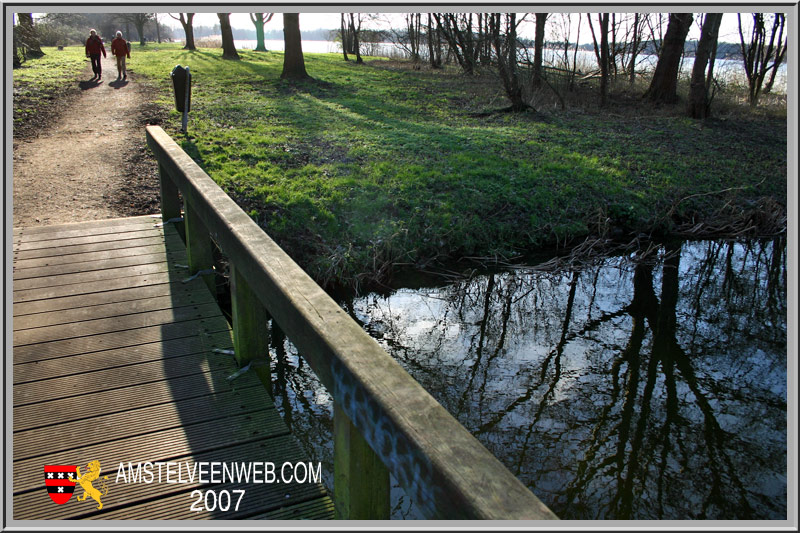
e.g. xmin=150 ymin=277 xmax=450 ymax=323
xmin=44 ymin=465 xmax=77 ymax=505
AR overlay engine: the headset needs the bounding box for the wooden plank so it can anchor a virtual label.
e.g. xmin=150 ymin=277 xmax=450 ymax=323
xmin=14 ymin=351 xmax=231 ymax=406
xmin=13 ymin=330 xmax=233 ymax=384
xmin=13 ymin=386 xmax=273 ymax=461
xmin=14 ymin=372 xmax=262 ymax=431
xmin=12 ymin=271 xmax=185 ymax=303
xmin=13 ymin=250 xmax=186 ymax=280
xmin=13 ymin=261 xmax=184 ymax=292
xmin=14 ymin=228 xmax=169 ymax=252
xmin=13 ymin=278 xmax=201 ymax=315
xmin=148 ymin=124 xmax=557 ymax=520
xmin=13 ymin=214 xmax=158 ymax=236
xmin=13 ymin=234 xmax=178 ymax=261
xmin=13 ymin=217 xmax=159 ymax=243
xmin=249 ymin=497 xmax=336 ymax=520
xmin=13 ymin=291 xmax=215 ymax=330
xmin=12 ymin=239 xmax=184 ymax=271
xmin=13 ymin=410 xmax=289 ymax=494
xmin=13 ymin=437 xmax=321 ymax=520
xmin=13 ymin=302 xmax=223 ymax=346
xmin=12 ymin=316 xmax=230 ymax=363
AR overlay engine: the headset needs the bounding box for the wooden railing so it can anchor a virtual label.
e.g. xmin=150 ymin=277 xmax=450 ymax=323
xmin=146 ymin=125 xmax=558 ymax=521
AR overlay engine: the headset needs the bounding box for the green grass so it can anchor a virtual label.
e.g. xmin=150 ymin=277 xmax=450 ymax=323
xmin=13 ymin=46 xmax=88 ymax=127
xmin=16 ymin=43 xmax=788 ymax=288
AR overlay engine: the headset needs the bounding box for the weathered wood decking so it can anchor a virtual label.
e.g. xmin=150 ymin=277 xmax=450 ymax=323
xmin=12 ymin=215 xmax=334 ymax=520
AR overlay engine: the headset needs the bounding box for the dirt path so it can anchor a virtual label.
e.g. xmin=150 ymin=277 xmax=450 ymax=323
xmin=13 ymin=55 xmax=164 ymax=227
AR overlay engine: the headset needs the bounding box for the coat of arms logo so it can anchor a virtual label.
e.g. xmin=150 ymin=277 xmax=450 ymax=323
xmin=44 ymin=465 xmax=77 ymax=505
xmin=45 ymin=460 xmax=109 ymax=509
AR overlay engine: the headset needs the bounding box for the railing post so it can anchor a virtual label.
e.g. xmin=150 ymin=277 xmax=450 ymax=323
xmin=183 ymin=198 xmax=215 ymax=293
xmin=231 ymin=264 xmax=271 ymax=390
xmin=158 ymin=163 xmax=185 ymax=240
xmin=158 ymin=163 xmax=181 ymax=221
xmin=334 ymin=402 xmax=390 ymax=520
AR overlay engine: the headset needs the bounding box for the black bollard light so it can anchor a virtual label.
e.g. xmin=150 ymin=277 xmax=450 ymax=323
xmin=171 ymin=65 xmax=192 ymax=133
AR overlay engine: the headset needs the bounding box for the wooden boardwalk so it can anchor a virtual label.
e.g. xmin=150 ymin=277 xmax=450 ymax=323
xmin=12 ymin=215 xmax=334 ymax=520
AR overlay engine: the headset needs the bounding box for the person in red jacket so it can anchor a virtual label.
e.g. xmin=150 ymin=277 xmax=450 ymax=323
xmin=110 ymin=31 xmax=130 ymax=80
xmin=85 ymin=29 xmax=106 ymax=80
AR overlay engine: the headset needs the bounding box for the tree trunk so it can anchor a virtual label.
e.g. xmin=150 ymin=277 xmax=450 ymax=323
xmin=154 ymin=13 xmax=161 ymax=43
xmin=643 ymin=13 xmax=693 ymax=104
xmin=18 ymin=13 xmax=45 ymax=58
xmin=427 ymin=13 xmax=442 ymax=68
xmin=340 ymin=14 xmax=349 ymax=60
xmin=763 ymin=13 xmax=786 ymax=94
xmin=183 ymin=14 xmax=196 ymax=50
xmin=599 ymin=14 xmax=610 ymax=106
xmin=251 ymin=13 xmax=273 ymax=52
xmin=135 ymin=20 xmax=146 ymax=46
xmin=490 ymin=13 xmax=529 ymax=112
xmin=349 ymin=14 xmax=363 ymax=63
xmin=218 ymin=13 xmax=240 ymax=60
xmin=532 ymin=13 xmax=547 ymax=88
xmin=628 ymin=13 xmax=641 ymax=84
xmin=281 ymin=13 xmax=310 ymax=80
xmin=688 ymin=13 xmax=723 ymax=119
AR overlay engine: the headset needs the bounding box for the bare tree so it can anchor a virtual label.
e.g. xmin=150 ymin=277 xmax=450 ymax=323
xmin=217 ymin=13 xmax=239 ymax=59
xmin=168 ymin=13 xmax=196 ymax=50
xmin=339 ymin=13 xmax=365 ymax=62
xmin=427 ymin=14 xmax=442 ymax=69
xmin=588 ymin=13 xmax=611 ymax=106
xmin=643 ymin=13 xmax=693 ymax=104
xmin=340 ymin=14 xmax=350 ymax=61
xmin=532 ymin=13 xmax=548 ymax=89
xmin=763 ymin=15 xmax=787 ymax=94
xmin=433 ymin=13 xmax=480 ymax=74
xmin=623 ymin=14 xmax=647 ymax=84
xmin=17 ymin=13 xmax=45 ymax=58
xmin=645 ymin=13 xmax=668 ymax=56
xmin=488 ymin=13 xmax=530 ymax=112
xmin=688 ymin=13 xmax=723 ymax=119
xmin=120 ymin=13 xmax=153 ymax=46
xmin=738 ymin=13 xmax=786 ymax=105
xmin=407 ymin=13 xmax=422 ymax=65
xmin=348 ymin=13 xmax=363 ymax=63
xmin=281 ymin=13 xmax=310 ymax=80
xmin=153 ymin=13 xmax=161 ymax=43
xmin=250 ymin=13 xmax=274 ymax=52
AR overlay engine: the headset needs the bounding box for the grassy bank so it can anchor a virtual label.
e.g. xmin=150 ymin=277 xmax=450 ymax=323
xmin=12 ymin=46 xmax=88 ymax=138
xmin=16 ymin=43 xmax=788 ymax=289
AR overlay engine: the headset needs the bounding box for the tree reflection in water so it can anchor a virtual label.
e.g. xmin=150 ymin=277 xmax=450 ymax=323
xmin=268 ymin=238 xmax=787 ymax=520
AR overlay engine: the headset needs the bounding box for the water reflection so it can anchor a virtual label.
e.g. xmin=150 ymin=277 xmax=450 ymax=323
xmin=269 ymin=238 xmax=787 ymax=520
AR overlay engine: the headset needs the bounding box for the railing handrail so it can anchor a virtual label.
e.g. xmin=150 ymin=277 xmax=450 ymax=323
xmin=146 ymin=125 xmax=558 ymax=520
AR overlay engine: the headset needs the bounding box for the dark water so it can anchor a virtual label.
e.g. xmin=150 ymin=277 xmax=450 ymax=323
xmin=268 ymin=237 xmax=787 ymax=520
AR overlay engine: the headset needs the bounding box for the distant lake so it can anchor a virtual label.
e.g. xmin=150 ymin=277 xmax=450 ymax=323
xmin=234 ymin=39 xmax=336 ymax=54
xmin=225 ymin=38 xmax=785 ymax=92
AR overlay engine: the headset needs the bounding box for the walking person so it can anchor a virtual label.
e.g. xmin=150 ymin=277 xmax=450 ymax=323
xmin=85 ymin=29 xmax=106 ymax=80
xmin=111 ymin=31 xmax=130 ymax=80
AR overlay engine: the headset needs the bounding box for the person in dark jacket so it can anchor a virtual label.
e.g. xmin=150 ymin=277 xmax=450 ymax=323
xmin=85 ymin=29 xmax=106 ymax=80
xmin=110 ymin=31 xmax=130 ymax=80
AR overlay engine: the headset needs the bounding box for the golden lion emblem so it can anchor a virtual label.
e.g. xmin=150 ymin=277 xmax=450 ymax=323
xmin=68 ymin=460 xmax=109 ymax=510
